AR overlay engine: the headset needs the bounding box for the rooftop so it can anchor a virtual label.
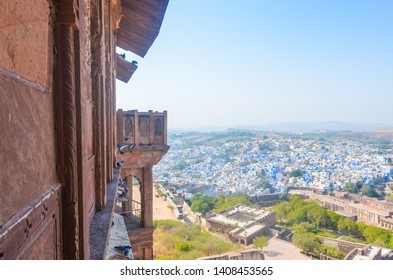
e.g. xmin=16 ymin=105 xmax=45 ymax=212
xmin=208 ymin=205 xmax=273 ymax=228
xmin=230 ymin=223 xmax=265 ymax=238
xmin=347 ymin=246 xmax=381 ymax=260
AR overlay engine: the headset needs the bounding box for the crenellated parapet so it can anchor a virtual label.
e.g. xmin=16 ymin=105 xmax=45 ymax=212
xmin=117 ymin=109 xmax=168 ymax=146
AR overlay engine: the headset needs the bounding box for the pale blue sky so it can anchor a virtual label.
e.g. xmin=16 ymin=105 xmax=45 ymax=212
xmin=116 ymin=0 xmax=393 ymax=129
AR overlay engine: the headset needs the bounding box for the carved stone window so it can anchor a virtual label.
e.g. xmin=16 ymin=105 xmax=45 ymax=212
xmin=139 ymin=116 xmax=149 ymax=137
xmin=154 ymin=118 xmax=163 ymax=136
xmin=124 ymin=116 xmax=134 ymax=138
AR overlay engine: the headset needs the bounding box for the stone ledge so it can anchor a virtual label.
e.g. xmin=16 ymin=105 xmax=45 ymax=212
xmin=89 ymin=169 xmax=120 ymax=260
xmin=105 ymin=213 xmax=133 ymax=260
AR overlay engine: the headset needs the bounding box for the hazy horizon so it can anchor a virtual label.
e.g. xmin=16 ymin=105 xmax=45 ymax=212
xmin=167 ymin=120 xmax=393 ymax=133
xmin=116 ymin=0 xmax=393 ymax=130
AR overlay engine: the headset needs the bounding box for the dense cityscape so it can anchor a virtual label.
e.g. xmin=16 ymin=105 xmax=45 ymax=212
xmin=2 ymin=3 xmax=393 ymax=278
xmin=154 ymin=130 xmax=393 ymax=199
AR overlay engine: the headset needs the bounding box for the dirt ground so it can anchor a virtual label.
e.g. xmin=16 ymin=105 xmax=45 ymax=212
xmin=263 ymin=237 xmax=311 ymax=260
xmin=153 ymin=189 xmax=177 ymax=220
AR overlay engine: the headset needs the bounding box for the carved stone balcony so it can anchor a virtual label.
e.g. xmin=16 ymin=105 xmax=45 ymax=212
xmin=116 ymin=109 xmax=169 ymax=170
xmin=117 ymin=109 xmax=167 ymax=145
xmin=115 ymin=109 xmax=169 ymax=259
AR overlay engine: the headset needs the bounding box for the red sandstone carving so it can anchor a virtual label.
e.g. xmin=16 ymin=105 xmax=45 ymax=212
xmin=115 ymin=110 xmax=169 ymax=259
xmin=0 ymin=0 xmax=169 ymax=260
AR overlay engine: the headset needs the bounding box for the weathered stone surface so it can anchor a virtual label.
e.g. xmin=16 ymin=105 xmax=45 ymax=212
xmin=120 ymin=146 xmax=170 ymax=173
xmin=0 ymin=0 xmax=50 ymax=86
xmin=105 ymin=213 xmax=133 ymax=260
xmin=0 ymin=70 xmax=57 ymax=226
xmin=198 ymin=249 xmax=265 ymax=260
xmin=0 ymin=184 xmax=62 ymax=260
xmin=128 ymin=227 xmax=154 ymax=260
xmin=1 ymin=0 xmax=169 ymax=260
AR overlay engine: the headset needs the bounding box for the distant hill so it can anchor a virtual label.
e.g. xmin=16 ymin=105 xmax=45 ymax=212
xmin=252 ymin=121 xmax=392 ymax=133
xmin=169 ymin=127 xmax=393 ymax=147
xmin=289 ymin=129 xmax=393 ymax=145
xmin=371 ymin=128 xmax=393 ymax=141
xmin=172 ymin=122 xmax=393 ymax=134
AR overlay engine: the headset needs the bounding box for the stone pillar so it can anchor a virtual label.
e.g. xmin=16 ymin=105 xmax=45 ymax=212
xmin=116 ymin=109 xmax=124 ymax=145
xmin=163 ymin=111 xmax=168 ymax=145
xmin=134 ymin=110 xmax=140 ymax=145
xmin=124 ymin=175 xmax=133 ymax=217
xmin=110 ymin=11 xmax=117 ymax=181
xmin=105 ymin=81 xmax=113 ymax=182
xmin=54 ymin=1 xmax=80 ymax=259
xmin=149 ymin=110 xmax=154 ymax=144
xmin=144 ymin=247 xmax=153 ymax=260
xmin=142 ymin=167 xmax=153 ymax=228
xmin=91 ymin=0 xmax=107 ymax=212
xmin=104 ymin=0 xmax=114 ymax=183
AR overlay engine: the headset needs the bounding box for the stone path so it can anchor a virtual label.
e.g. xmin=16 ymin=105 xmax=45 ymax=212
xmin=263 ymin=237 xmax=311 ymax=260
xmin=153 ymin=189 xmax=177 ymax=220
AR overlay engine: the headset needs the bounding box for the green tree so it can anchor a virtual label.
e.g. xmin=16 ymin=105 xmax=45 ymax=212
xmin=286 ymin=206 xmax=308 ymax=225
xmin=363 ymin=226 xmax=392 ymax=247
xmin=253 ymin=236 xmax=269 ymax=251
xmin=319 ymin=245 xmax=345 ymax=259
xmin=342 ymin=182 xmax=359 ymax=194
xmin=154 ymin=219 xmax=184 ymax=231
xmin=360 ymin=185 xmax=380 ymax=198
xmin=271 ymin=201 xmax=290 ymax=222
xmin=172 ymin=161 xmax=189 ymax=171
xmin=257 ymin=177 xmax=272 ymax=190
xmin=289 ymin=195 xmax=304 ymax=204
xmin=271 ymin=195 xmax=393 ymax=248
xmin=278 ymin=193 xmax=290 ymax=201
xmin=190 ymin=195 xmax=217 ymax=216
xmin=213 ymin=194 xmax=252 ymax=213
xmin=176 ymin=243 xmax=193 ymax=252
xmin=306 ymin=205 xmax=330 ymax=227
xmin=292 ymin=231 xmax=321 ymax=256
xmin=289 ymin=169 xmax=306 ymax=178
xmin=292 ymin=223 xmax=308 ymax=233
xmin=326 ymin=210 xmax=341 ymax=230
xmin=387 ymin=194 xmax=393 ymax=203
xmin=337 ymin=218 xmax=359 ymax=236
xmin=297 ymin=222 xmax=320 ymax=234
xmin=153 ymin=220 xmax=240 ymax=259
xmin=258 ymin=143 xmax=272 ymax=152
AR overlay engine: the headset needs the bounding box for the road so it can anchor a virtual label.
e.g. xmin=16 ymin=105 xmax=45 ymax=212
xmin=153 ymin=189 xmax=177 ymax=220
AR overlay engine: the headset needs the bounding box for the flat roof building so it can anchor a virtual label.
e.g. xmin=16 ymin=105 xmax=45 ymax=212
xmin=207 ymin=205 xmax=275 ymax=246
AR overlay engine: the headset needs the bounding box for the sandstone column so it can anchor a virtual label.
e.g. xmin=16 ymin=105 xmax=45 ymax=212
xmin=142 ymin=167 xmax=153 ymax=228
xmin=54 ymin=2 xmax=80 ymax=259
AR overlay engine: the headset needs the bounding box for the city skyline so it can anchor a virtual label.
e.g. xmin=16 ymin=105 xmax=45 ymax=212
xmin=116 ymin=0 xmax=393 ymax=129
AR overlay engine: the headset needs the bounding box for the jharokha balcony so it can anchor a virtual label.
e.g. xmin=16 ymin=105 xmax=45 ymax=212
xmin=111 ymin=109 xmax=169 ymax=260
